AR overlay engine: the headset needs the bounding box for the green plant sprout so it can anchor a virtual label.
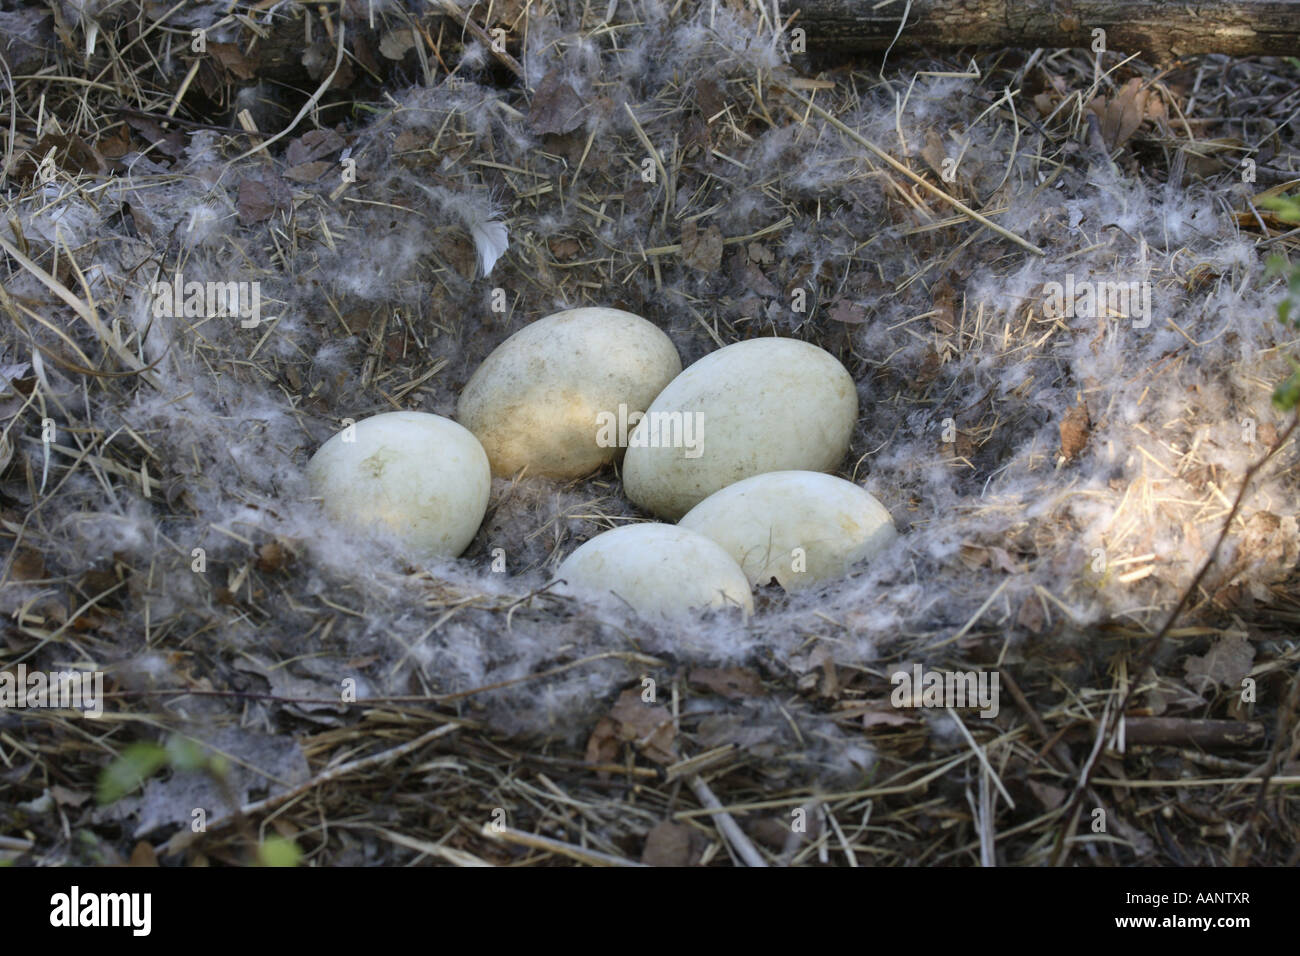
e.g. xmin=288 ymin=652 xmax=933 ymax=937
xmin=257 ymin=836 xmax=302 ymax=867
xmin=1260 ymin=192 xmax=1300 ymax=410
xmin=97 ymin=734 xmax=225 ymax=804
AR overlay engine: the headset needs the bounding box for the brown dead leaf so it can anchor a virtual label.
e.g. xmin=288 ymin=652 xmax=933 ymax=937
xmin=21 ymin=132 xmax=106 ymax=178
xmin=680 ymin=220 xmax=723 ymax=273
xmin=1027 ymin=779 xmax=1067 ymax=810
xmin=689 ymin=667 xmax=762 ymax=699
xmin=916 ymin=348 xmax=942 ymax=386
xmin=393 ymin=129 xmax=425 ymax=154
xmin=339 ymin=309 xmax=372 ymax=335
xmin=987 ymin=546 xmax=1020 ymax=574
xmin=71 ymin=609 xmax=106 ymax=632
xmin=1016 ymin=594 xmax=1046 ymax=634
xmin=827 ymin=298 xmax=867 ymax=324
xmin=940 ymin=429 xmax=975 ymax=463
xmin=608 ymin=687 xmax=677 ymax=763
xmin=739 ymin=258 xmax=781 ymax=298
xmin=528 ymin=69 xmax=586 ymax=136
xmin=96 ymin=123 xmax=132 ymax=159
xmin=441 ymin=232 xmax=477 ymax=279
xmin=694 ymin=75 xmax=725 ymax=119
xmin=548 ymin=237 xmax=580 ymax=261
xmin=378 ymin=28 xmax=417 ymax=60
xmin=1059 ymin=401 xmax=1091 ymax=461
xmin=1184 ymin=633 xmax=1255 ymax=694
xmin=1087 ymin=78 xmax=1154 ymax=151
xmin=930 ymin=278 xmax=957 ymax=334
xmin=81 ymin=566 xmax=119 ymax=594
xmin=284 ymin=161 xmax=332 ymax=183
xmin=128 ymin=841 xmax=159 ymax=867
xmin=285 ymin=128 xmax=345 ymax=167
xmin=208 ymin=42 xmax=256 ymax=81
xmin=584 ymin=715 xmax=620 ymax=765
xmin=122 ymin=114 xmax=185 ymax=160
xmin=641 ymin=821 xmax=700 ymax=866
xmin=12 ymin=550 xmax=47 ymax=581
xmin=920 ymin=130 xmax=948 ymax=177
xmin=237 ymin=174 xmax=291 ymax=225
xmin=256 ymin=540 xmax=288 ymax=573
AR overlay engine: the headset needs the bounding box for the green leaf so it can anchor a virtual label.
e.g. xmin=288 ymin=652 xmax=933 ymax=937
xmin=1260 ymin=193 xmax=1300 ymax=224
xmin=97 ymin=742 xmax=169 ymax=805
xmin=1273 ymin=366 xmax=1300 ymax=411
xmin=257 ymin=836 xmax=302 ymax=867
xmin=165 ymin=734 xmax=210 ymax=772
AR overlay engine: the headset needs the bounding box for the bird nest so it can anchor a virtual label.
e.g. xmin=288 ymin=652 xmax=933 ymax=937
xmin=1 ymin=0 xmax=1298 ymax=866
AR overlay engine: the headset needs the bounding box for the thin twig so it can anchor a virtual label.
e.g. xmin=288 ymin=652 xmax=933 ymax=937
xmin=689 ymin=775 xmax=768 ymax=867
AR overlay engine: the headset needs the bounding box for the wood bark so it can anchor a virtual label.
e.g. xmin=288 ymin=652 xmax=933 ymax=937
xmin=4 ymin=1 xmax=1298 ymax=85
xmin=1121 ymin=717 xmax=1266 ymax=750
xmin=789 ymin=0 xmax=1300 ymax=57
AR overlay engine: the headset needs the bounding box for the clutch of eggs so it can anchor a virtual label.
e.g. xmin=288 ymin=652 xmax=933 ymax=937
xmin=306 ymin=411 xmax=490 ymax=558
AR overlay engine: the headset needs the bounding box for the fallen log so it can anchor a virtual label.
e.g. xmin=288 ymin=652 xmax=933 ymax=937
xmin=788 ymin=0 xmax=1300 ymax=57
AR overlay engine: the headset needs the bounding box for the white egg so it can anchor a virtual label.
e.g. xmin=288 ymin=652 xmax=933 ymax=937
xmin=553 ymin=524 xmax=754 ymax=620
xmin=622 ymin=337 xmax=858 ymax=519
xmin=306 ymin=411 xmax=490 ymax=558
xmin=457 ymin=307 xmax=682 ymax=479
xmin=678 ymin=471 xmax=897 ymax=591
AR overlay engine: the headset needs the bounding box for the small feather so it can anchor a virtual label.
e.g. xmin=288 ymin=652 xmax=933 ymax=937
xmin=470 ymin=219 xmax=510 ymax=277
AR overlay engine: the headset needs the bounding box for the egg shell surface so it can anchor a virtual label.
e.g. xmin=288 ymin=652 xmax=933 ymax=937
xmin=457 ymin=307 xmax=682 ymax=478
xmin=306 ymin=411 xmax=490 ymax=558
xmin=622 ymin=338 xmax=858 ymax=518
xmin=553 ymin=523 xmax=754 ymax=619
xmin=678 ymin=470 xmax=897 ymax=591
